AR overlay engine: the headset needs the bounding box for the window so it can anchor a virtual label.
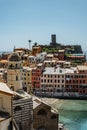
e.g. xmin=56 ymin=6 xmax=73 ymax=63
xmin=83 ymin=80 xmax=85 ymax=83
xmin=83 ymin=90 xmax=85 ymax=93
xmin=58 ymin=80 xmax=60 ymax=83
xmin=76 ymin=80 xmax=78 ymax=83
xmin=44 ymin=75 xmax=46 ymax=77
xmin=51 ymin=115 xmax=57 ymax=119
xmin=73 ymin=80 xmax=75 ymax=83
xmin=37 ymin=126 xmax=45 ymax=130
xmin=62 ymin=80 xmax=64 ymax=83
xmin=62 ymin=85 xmax=64 ymax=87
xmin=16 ymin=76 xmax=18 ymax=81
xmin=62 ymin=75 xmax=64 ymax=78
xmin=44 ymin=79 xmax=46 ymax=82
xmin=37 ymin=109 xmax=47 ymax=115
xmin=41 ymin=79 xmax=43 ymax=82
xmin=14 ymin=106 xmax=22 ymax=111
xmin=48 ymin=79 xmax=49 ymax=82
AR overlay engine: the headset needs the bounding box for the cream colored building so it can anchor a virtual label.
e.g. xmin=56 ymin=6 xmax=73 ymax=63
xmin=0 ymin=82 xmax=13 ymax=130
xmin=41 ymin=67 xmax=66 ymax=92
xmin=7 ymin=52 xmax=23 ymax=91
xmin=22 ymin=67 xmax=33 ymax=93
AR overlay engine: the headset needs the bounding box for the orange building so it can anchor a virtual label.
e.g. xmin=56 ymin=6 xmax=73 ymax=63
xmin=32 ymin=64 xmax=44 ymax=90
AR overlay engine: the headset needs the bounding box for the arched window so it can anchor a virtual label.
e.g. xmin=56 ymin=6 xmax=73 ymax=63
xmin=14 ymin=106 xmax=22 ymax=111
xmin=37 ymin=126 xmax=45 ymax=130
xmin=37 ymin=109 xmax=47 ymax=115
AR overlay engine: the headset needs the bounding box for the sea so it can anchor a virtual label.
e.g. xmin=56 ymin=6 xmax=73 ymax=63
xmin=50 ymin=99 xmax=87 ymax=130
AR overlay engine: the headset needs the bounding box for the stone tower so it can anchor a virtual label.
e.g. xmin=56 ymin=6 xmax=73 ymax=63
xmin=7 ymin=52 xmax=23 ymax=91
xmin=50 ymin=34 xmax=57 ymax=47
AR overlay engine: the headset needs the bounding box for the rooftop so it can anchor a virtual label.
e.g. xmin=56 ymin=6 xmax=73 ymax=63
xmin=46 ymin=54 xmax=54 ymax=57
xmin=0 ymin=82 xmax=13 ymax=95
xmin=23 ymin=66 xmax=33 ymax=71
xmin=33 ymin=96 xmax=58 ymax=113
xmin=77 ymin=65 xmax=87 ymax=70
xmin=43 ymin=67 xmax=66 ymax=75
xmin=44 ymin=60 xmax=56 ymax=63
xmin=13 ymin=89 xmax=32 ymax=100
xmin=43 ymin=67 xmax=77 ymax=75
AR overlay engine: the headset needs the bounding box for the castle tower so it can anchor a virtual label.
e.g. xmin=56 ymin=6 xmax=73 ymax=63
xmin=50 ymin=34 xmax=57 ymax=47
xmin=7 ymin=52 xmax=23 ymax=91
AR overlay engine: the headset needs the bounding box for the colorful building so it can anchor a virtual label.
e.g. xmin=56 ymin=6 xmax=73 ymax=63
xmin=40 ymin=67 xmax=65 ymax=92
xmin=32 ymin=63 xmax=44 ymax=90
xmin=65 ymin=66 xmax=87 ymax=95
xmin=22 ymin=67 xmax=33 ymax=93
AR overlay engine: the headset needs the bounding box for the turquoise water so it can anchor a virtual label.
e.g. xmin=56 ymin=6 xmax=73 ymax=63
xmin=54 ymin=100 xmax=87 ymax=130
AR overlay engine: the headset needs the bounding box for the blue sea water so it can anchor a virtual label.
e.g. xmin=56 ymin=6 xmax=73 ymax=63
xmin=54 ymin=100 xmax=87 ymax=130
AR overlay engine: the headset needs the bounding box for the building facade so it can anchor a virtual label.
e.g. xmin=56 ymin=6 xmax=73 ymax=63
xmin=32 ymin=64 xmax=44 ymax=90
xmin=65 ymin=66 xmax=87 ymax=95
xmin=40 ymin=67 xmax=65 ymax=93
xmin=22 ymin=67 xmax=33 ymax=93
xmin=7 ymin=52 xmax=23 ymax=91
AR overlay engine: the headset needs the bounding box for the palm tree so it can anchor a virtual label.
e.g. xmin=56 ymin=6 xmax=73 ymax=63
xmin=28 ymin=40 xmax=32 ymax=50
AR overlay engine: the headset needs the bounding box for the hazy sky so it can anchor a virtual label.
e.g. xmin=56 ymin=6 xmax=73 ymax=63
xmin=0 ymin=0 xmax=87 ymax=51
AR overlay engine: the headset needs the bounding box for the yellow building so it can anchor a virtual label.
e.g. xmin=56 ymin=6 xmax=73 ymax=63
xmin=22 ymin=67 xmax=33 ymax=93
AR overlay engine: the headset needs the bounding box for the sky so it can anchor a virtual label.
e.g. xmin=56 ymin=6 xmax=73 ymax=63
xmin=0 ymin=0 xmax=87 ymax=52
